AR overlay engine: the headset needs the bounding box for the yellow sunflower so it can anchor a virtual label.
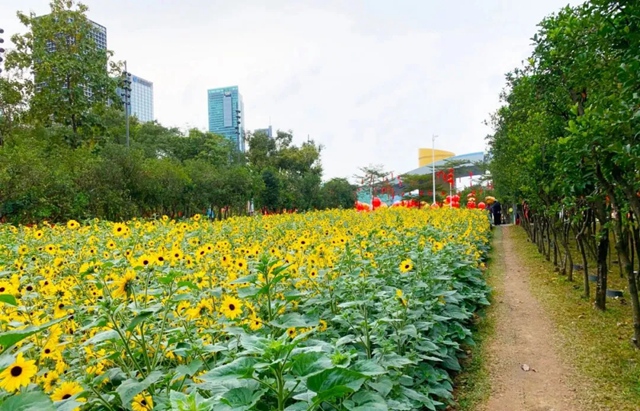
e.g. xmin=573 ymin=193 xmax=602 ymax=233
xmin=399 ymin=259 xmax=413 ymax=273
xmin=219 ymin=295 xmax=243 ymax=320
xmin=41 ymin=370 xmax=60 ymax=392
xmin=0 ymin=352 xmax=37 ymax=392
xmin=132 ymin=392 xmax=154 ymax=411
xmin=51 ymin=381 xmax=84 ymax=401
xmin=112 ymin=222 xmax=127 ymax=237
xmin=286 ymin=327 xmax=298 ymax=339
xmin=248 ymin=315 xmax=263 ymax=331
xmin=113 ymin=270 xmax=136 ymax=299
xmin=66 ymin=220 xmax=80 ymax=230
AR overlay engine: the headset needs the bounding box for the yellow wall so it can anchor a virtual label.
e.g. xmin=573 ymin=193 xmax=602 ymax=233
xmin=418 ymin=148 xmax=455 ymax=167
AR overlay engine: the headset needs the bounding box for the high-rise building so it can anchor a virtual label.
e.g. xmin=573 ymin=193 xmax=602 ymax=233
xmin=37 ymin=16 xmax=108 ymax=99
xmin=254 ymin=126 xmax=273 ymax=139
xmin=129 ymin=74 xmax=154 ymax=122
xmin=207 ymin=86 xmax=245 ymax=152
xmin=116 ymin=73 xmax=154 ymax=123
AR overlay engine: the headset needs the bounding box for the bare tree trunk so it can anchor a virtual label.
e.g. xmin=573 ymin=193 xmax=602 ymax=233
xmin=595 ymin=227 xmax=609 ymax=311
xmin=563 ymin=220 xmax=574 ymax=281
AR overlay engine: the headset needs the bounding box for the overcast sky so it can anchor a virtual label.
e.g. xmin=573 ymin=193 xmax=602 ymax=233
xmin=1 ymin=0 xmax=577 ymax=180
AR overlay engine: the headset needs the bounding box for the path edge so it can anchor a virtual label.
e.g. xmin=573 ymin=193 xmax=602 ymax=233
xmin=452 ymin=227 xmax=504 ymax=410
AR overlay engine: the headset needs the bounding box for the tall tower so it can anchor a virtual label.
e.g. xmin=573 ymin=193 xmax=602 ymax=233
xmin=207 ymin=86 xmax=245 ymax=152
xmin=118 ymin=73 xmax=154 ymax=122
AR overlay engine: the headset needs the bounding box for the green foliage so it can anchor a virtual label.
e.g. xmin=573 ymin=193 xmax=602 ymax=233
xmin=320 ymin=178 xmax=357 ymax=209
xmin=487 ymin=0 xmax=640 ymax=342
xmin=0 ymin=1 xmax=345 ymax=223
xmin=7 ymin=0 xmax=121 ymax=146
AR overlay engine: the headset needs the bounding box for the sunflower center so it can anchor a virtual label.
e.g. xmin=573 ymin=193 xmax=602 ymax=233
xmin=45 ymin=348 xmax=51 ymax=354
xmin=141 ymin=399 xmax=147 ymax=406
xmin=62 ymin=394 xmax=71 ymax=400
xmin=229 ymin=304 xmax=236 ymax=311
xmin=10 ymin=365 xmax=22 ymax=377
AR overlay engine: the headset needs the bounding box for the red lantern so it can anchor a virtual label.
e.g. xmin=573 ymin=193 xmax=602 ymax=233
xmin=467 ymin=201 xmax=476 ymax=209
xmin=452 ymin=194 xmax=460 ymax=202
xmin=478 ymin=202 xmax=486 ymax=210
xmin=372 ymin=197 xmax=382 ymax=208
xmin=452 ymin=202 xmax=460 ymax=209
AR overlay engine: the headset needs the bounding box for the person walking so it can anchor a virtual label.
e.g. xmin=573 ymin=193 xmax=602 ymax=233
xmin=491 ymin=200 xmax=502 ymax=226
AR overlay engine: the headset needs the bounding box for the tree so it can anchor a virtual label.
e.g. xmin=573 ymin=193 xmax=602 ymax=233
xmin=6 ymin=0 xmax=121 ymax=146
xmin=320 ymin=178 xmax=357 ymax=209
xmin=488 ymin=0 xmax=640 ymax=346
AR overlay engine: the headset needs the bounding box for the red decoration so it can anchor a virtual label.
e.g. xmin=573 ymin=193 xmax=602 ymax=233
xmin=478 ymin=202 xmax=486 ymax=210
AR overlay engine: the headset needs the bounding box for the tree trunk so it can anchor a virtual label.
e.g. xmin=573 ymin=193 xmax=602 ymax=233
xmin=577 ymin=235 xmax=589 ymax=298
xmin=595 ymin=227 xmax=609 ymax=311
xmin=563 ymin=221 xmax=573 ymax=281
xmin=611 ymin=217 xmax=640 ymax=347
xmin=545 ymin=219 xmax=552 ymax=261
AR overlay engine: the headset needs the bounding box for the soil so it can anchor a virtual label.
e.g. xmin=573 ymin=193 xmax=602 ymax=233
xmin=482 ymin=226 xmax=582 ymax=411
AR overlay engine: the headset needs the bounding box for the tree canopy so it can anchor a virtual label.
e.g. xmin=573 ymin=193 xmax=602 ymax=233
xmin=487 ymin=0 xmax=640 ymax=345
xmin=0 ymin=0 xmax=356 ymax=224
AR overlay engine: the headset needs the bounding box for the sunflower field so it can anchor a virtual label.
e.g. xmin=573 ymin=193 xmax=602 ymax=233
xmin=0 ymin=208 xmax=491 ymax=411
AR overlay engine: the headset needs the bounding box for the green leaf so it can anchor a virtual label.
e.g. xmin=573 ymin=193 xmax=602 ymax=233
xmin=290 ymin=351 xmax=332 ymax=378
xmin=352 ymin=360 xmax=386 ymax=376
xmin=239 ymin=333 xmax=271 ymax=354
xmin=220 ymin=387 xmax=265 ymax=410
xmin=175 ymin=359 xmax=203 ymax=378
xmin=379 ymin=353 xmax=414 ymax=368
xmin=368 ymin=375 xmax=394 ymax=397
xmin=169 ymin=390 xmax=217 ymax=411
xmin=0 ymin=390 xmax=55 ymax=411
xmin=270 ymin=312 xmax=317 ymax=329
xmin=0 ymin=294 xmax=17 ymax=306
xmin=0 ymin=317 xmax=65 ymax=354
xmin=345 ymin=391 xmax=388 ymax=411
xmin=116 ymin=370 xmax=164 ymax=409
xmin=441 ymin=355 xmax=461 ymax=371
xmin=199 ymin=357 xmax=257 ymax=383
xmin=307 ymin=367 xmax=366 ymax=401
xmin=237 ymin=286 xmax=259 ymax=298
xmin=56 ymin=396 xmax=86 ymax=411
xmin=284 ymin=403 xmax=308 ymax=411
xmin=126 ymin=310 xmax=154 ymax=332
xmin=83 ymin=329 xmax=119 ymax=346
xmin=230 ymin=274 xmax=257 ymax=285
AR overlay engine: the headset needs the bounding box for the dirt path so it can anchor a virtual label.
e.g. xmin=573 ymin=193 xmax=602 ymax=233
xmin=483 ymin=226 xmax=580 ymax=411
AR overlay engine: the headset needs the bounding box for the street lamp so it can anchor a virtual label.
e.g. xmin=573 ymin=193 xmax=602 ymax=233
xmin=122 ymin=61 xmax=132 ymax=147
xmin=432 ymin=135 xmax=438 ymax=205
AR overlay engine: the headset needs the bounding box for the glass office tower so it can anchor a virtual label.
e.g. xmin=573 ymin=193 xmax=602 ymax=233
xmin=130 ymin=75 xmax=154 ymax=122
xmin=207 ymin=86 xmax=245 ymax=152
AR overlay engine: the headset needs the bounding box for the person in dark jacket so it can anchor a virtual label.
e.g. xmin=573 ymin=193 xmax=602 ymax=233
xmin=491 ymin=200 xmax=502 ymax=225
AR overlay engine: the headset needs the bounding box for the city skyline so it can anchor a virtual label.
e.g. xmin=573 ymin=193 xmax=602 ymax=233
xmin=0 ymin=0 xmax=581 ymax=179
